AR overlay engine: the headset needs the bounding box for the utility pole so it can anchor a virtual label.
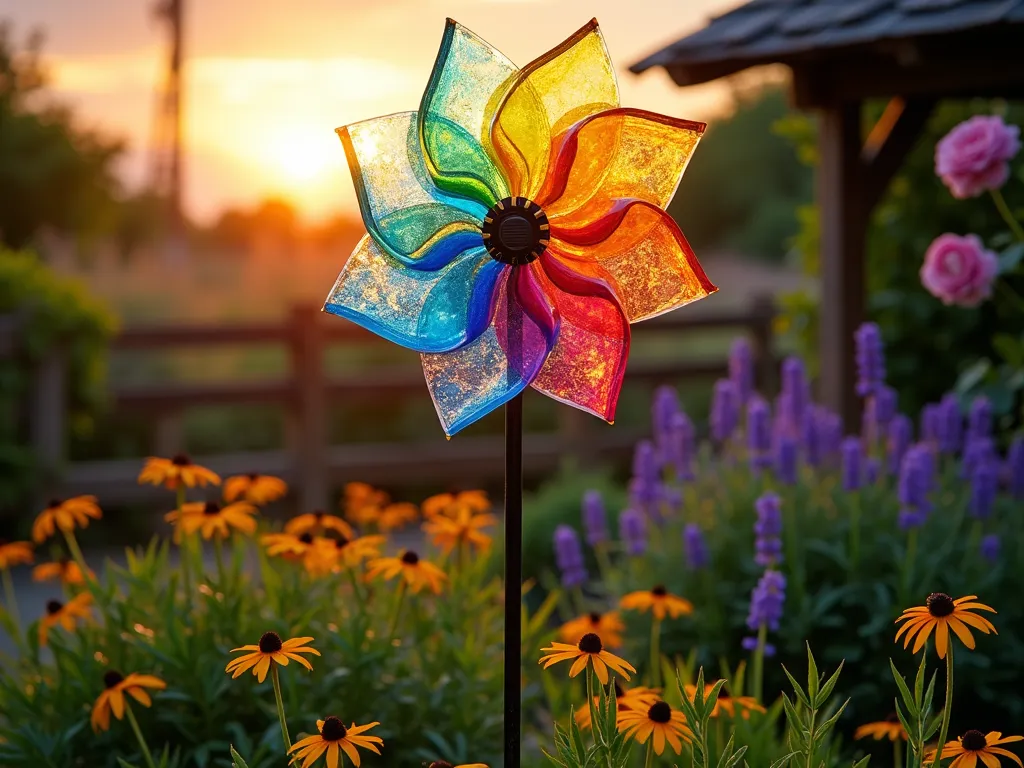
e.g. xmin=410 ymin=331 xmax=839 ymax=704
xmin=151 ymin=0 xmax=186 ymax=264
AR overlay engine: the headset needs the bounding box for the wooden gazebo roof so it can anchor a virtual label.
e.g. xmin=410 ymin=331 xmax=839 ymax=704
xmin=632 ymin=0 xmax=1024 ymax=424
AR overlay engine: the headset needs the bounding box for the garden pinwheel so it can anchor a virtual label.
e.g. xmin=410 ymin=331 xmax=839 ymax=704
xmin=324 ymin=18 xmax=716 ymax=766
xmin=325 ymin=18 xmax=716 ymax=436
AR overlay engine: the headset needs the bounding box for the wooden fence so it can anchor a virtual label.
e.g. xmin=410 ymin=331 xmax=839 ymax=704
xmin=9 ymin=297 xmax=776 ymax=511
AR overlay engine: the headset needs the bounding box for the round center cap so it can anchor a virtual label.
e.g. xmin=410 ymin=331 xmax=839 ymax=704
xmin=481 ymin=197 xmax=549 ymax=265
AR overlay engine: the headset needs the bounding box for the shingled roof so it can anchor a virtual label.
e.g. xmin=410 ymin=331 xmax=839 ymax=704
xmin=632 ymin=0 xmax=1024 ymax=86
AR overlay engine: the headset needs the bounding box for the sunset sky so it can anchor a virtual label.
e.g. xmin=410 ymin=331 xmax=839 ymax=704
xmin=0 ymin=0 xmax=742 ymax=223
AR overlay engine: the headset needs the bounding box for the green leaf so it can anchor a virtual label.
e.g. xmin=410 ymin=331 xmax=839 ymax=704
xmin=813 ymin=698 xmax=850 ymax=741
xmin=955 ymin=359 xmax=992 ymax=394
xmin=992 ymin=333 xmax=1024 ymax=367
xmin=229 ymin=746 xmax=250 ymax=768
xmin=816 ymin=660 xmax=845 ymax=706
xmin=806 ymin=643 xmax=820 ymax=703
xmin=769 ymin=752 xmax=799 ymax=768
xmin=852 ymin=756 xmax=872 ymax=768
xmin=890 ymin=659 xmax=919 ymax=718
xmin=117 ymin=760 xmax=142 ymax=768
xmin=998 ymin=242 xmax=1024 ymax=273
xmin=781 ymin=665 xmax=811 ymax=709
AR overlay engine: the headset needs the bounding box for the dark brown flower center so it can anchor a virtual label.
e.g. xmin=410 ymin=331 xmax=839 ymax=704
xmin=203 ymin=501 xmax=220 ymax=515
xmin=321 ymin=716 xmax=347 ymax=742
xmin=961 ymin=731 xmax=986 ymax=752
xmin=247 ymin=472 xmax=259 ymax=481
xmin=171 ymin=453 xmax=191 ymax=466
xmin=926 ymin=592 xmax=955 ymax=617
xmin=482 ymin=197 xmax=549 ymax=265
xmin=313 ymin=510 xmax=325 ymax=521
xmin=0 ymin=538 xmax=7 ymax=547
xmin=401 ymin=550 xmax=420 ymax=565
xmin=651 ymin=585 xmax=667 ymax=597
xmin=335 ymin=535 xmax=350 ymax=549
xmin=103 ymin=670 xmax=124 ymax=688
xmin=589 ymin=612 xmax=602 ymax=624
xmin=430 ymin=762 xmax=454 ymax=768
xmin=46 ymin=600 xmax=63 ymax=614
xmin=649 ymin=701 xmax=672 ymax=724
xmin=47 ymin=498 xmax=63 ymax=509
xmin=578 ymin=632 xmax=603 ymax=654
xmin=299 ymin=533 xmax=314 ymax=545
xmin=258 ymin=631 xmax=283 ymax=653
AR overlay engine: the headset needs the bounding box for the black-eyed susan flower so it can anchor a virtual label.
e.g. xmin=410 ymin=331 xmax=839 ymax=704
xmin=576 ymin=681 xmax=659 ymax=729
xmin=620 ymin=585 xmax=694 ymax=621
xmin=284 ymin=510 xmax=355 ymax=539
xmin=683 ymin=683 xmax=766 ymax=719
xmin=895 ymin=593 xmax=996 ymax=657
xmin=224 ymin=473 xmax=288 ymax=504
xmin=617 ymin=700 xmax=693 ymax=756
xmin=288 ymin=716 xmax=382 ymax=768
xmin=166 ymin=500 xmax=258 ymax=540
xmin=302 ymin=534 xmax=385 ymax=577
xmin=38 ymin=592 xmax=92 ymax=645
xmin=377 ymin=502 xmax=419 ymax=532
xmin=32 ymin=496 xmax=102 ymax=543
xmin=428 ymin=762 xmax=488 ymax=768
xmin=539 ymin=633 xmax=635 ymax=685
xmin=854 ymin=716 xmax=908 ymax=742
xmin=559 ymin=611 xmax=625 ymax=649
xmin=366 ymin=550 xmax=446 ymax=594
xmin=0 ymin=539 xmax=33 ymax=569
xmin=139 ymin=453 xmax=220 ymax=489
xmin=925 ymin=730 xmax=1022 ymax=768
xmin=32 ymin=557 xmax=91 ymax=585
xmin=226 ymin=632 xmax=319 ymax=682
xmin=90 ymin=670 xmax=166 ymax=732
xmin=421 ymin=491 xmax=490 ymax=519
xmin=262 ymin=532 xmax=315 ymax=559
xmin=422 ymin=503 xmax=496 ymax=554
xmin=343 ymin=482 xmax=389 ymax=526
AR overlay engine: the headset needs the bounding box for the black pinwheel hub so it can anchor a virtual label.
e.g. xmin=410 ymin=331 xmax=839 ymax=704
xmin=482 ymin=197 xmax=549 ymax=266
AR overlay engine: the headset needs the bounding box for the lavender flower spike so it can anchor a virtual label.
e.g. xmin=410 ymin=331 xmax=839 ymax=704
xmin=969 ymin=459 xmax=998 ymax=520
xmin=711 ymin=379 xmax=739 ymax=443
xmin=938 ymin=393 xmax=962 ymax=454
xmin=581 ymin=490 xmax=608 ymax=547
xmin=887 ymin=414 xmax=913 ymax=475
xmin=775 ymin=434 xmax=798 ymax=486
xmin=618 ymin=508 xmax=647 ymax=557
xmin=754 ymin=492 xmax=783 ymax=567
xmin=667 ymin=410 xmax=696 ymax=481
xmin=780 ymin=356 xmax=809 ymax=433
xmin=729 ymin=337 xmax=755 ymax=405
xmin=683 ymin=523 xmax=709 ymax=571
xmin=840 ymin=436 xmax=862 ymax=491
xmin=854 ymin=322 xmax=886 ymax=397
xmin=967 ymin=396 xmax=992 ymax=443
xmin=746 ymin=569 xmax=786 ymax=631
xmin=980 ymin=534 xmax=1001 ymax=563
xmin=652 ymin=385 xmax=680 ymax=453
xmin=553 ymin=525 xmax=587 ymax=588
xmin=747 ymin=396 xmax=772 ymax=471
xmin=633 ymin=439 xmax=659 ymax=487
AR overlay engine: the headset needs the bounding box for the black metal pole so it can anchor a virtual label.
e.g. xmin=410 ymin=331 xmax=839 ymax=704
xmin=503 ymin=392 xmax=523 ymax=767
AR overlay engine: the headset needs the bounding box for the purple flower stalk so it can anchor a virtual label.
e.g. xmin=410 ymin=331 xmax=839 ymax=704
xmin=863 ymin=385 xmax=897 ymax=440
xmin=980 ymin=534 xmax=1001 ymax=563
xmin=652 ymin=385 xmax=680 ymax=453
xmin=897 ymin=444 xmax=934 ymax=528
xmin=581 ymin=490 xmax=608 ymax=547
xmin=962 ymin=437 xmax=996 ymax=480
xmin=729 ymin=337 xmax=755 ymax=405
xmin=553 ymin=525 xmax=587 ymax=588
xmin=887 ymin=414 xmax=913 ymax=475
xmin=747 ymin=396 xmax=772 ymax=471
xmin=754 ymin=492 xmax=783 ymax=567
xmin=628 ymin=477 xmax=657 ymax=517
xmin=865 ymin=457 xmax=881 ymax=485
xmin=710 ymin=379 xmax=739 ymax=442
xmin=801 ymin=407 xmax=822 ymax=467
xmin=840 ymin=436 xmax=862 ymax=491
xmin=967 ymin=396 xmax=992 ymax=443
xmin=854 ymin=322 xmax=886 ymax=397
xmin=775 ymin=434 xmax=798 ymax=486
xmin=780 ymin=356 xmax=809 ymax=433
xmin=683 ymin=523 xmax=709 ymax=571
xmin=650 ymin=484 xmax=682 ymax=526
xmin=938 ymin=393 xmax=962 ymax=454
xmin=1008 ymin=436 xmax=1024 ymax=500
xmin=816 ymin=408 xmax=843 ymax=464
xmin=746 ymin=569 xmax=786 ymax=631
xmin=741 ymin=636 xmax=776 ymax=657
xmin=666 ymin=411 xmax=696 ymax=481
xmin=921 ymin=404 xmax=941 ymax=445
xmin=633 ymin=439 xmax=659 ymax=487
xmin=969 ymin=459 xmax=999 ymax=520
xmin=618 ymin=508 xmax=647 ymax=557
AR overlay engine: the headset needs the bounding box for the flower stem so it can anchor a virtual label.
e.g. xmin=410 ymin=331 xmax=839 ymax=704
xmin=61 ymin=529 xmax=102 ymax=603
xmin=125 ymin=702 xmax=158 ymax=768
xmin=387 ymin=581 xmax=407 ymax=640
xmin=345 ymin=566 xmax=364 ymax=604
xmin=990 ymin=188 xmax=1024 ymax=242
xmin=895 ymin=735 xmax=904 ymax=768
xmin=1 ymin=567 xmax=23 ymax=639
xmin=649 ymin=617 xmax=662 ymax=688
xmin=752 ymin=623 xmax=767 ymax=704
xmin=931 ymin=646 xmax=954 ymax=768
xmin=175 ymin=485 xmax=192 ymax=603
xmin=643 ymin=739 xmax=654 ymax=768
xmin=213 ymin=535 xmax=226 ymax=587
xmin=271 ymin=663 xmax=292 ymax=751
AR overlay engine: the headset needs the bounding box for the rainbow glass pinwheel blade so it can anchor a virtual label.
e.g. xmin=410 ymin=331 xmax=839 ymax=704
xmin=325 ymin=18 xmax=717 ymax=437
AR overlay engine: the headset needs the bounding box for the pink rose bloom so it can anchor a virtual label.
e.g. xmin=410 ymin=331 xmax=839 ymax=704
xmin=920 ymin=233 xmax=999 ymax=307
xmin=935 ymin=115 xmax=1020 ymax=198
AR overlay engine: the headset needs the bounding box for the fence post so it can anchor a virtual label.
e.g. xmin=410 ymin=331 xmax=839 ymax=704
xmin=288 ymin=304 xmax=328 ymax=512
xmin=30 ymin=347 xmax=68 ymax=496
xmin=750 ymin=294 xmax=777 ymax=395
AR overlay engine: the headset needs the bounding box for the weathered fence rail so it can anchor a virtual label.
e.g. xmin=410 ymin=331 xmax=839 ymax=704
xmin=8 ymin=297 xmax=776 ymax=511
